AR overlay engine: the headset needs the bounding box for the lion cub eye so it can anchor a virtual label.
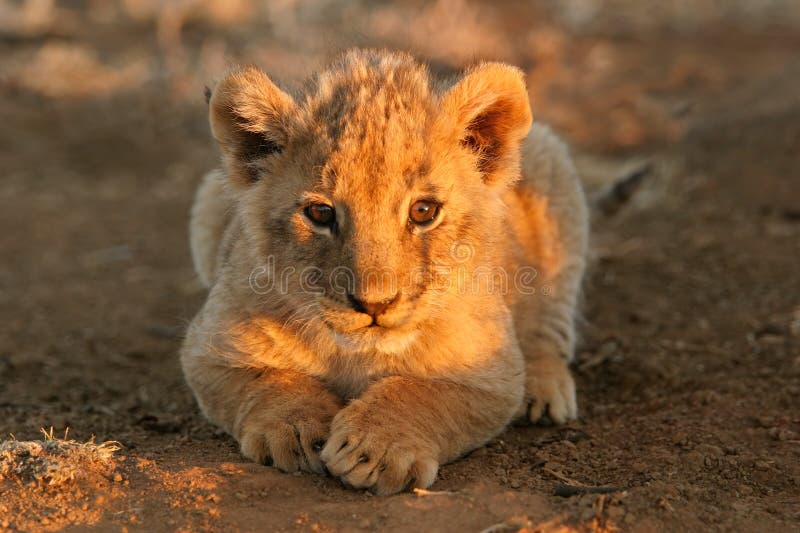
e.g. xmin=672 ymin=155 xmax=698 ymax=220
xmin=409 ymin=199 xmax=441 ymax=226
xmin=304 ymin=203 xmax=335 ymax=226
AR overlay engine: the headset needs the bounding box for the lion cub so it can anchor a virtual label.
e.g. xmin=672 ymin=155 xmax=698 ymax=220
xmin=182 ymin=49 xmax=588 ymax=494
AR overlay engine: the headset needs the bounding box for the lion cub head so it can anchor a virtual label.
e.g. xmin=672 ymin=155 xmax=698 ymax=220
xmin=209 ymin=49 xmax=531 ymax=353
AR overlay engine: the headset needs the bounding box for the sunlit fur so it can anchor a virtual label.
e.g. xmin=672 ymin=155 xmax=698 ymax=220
xmin=182 ymin=49 xmax=588 ymax=494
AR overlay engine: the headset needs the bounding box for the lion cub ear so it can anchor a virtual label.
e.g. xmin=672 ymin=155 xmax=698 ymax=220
xmin=441 ymin=63 xmax=532 ymax=186
xmin=208 ymin=67 xmax=296 ymax=187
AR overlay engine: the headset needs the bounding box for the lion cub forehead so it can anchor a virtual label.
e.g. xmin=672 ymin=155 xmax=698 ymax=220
xmin=306 ymin=49 xmax=434 ymax=107
xmin=301 ymin=52 xmax=436 ymax=142
xmin=298 ymin=50 xmax=440 ymax=189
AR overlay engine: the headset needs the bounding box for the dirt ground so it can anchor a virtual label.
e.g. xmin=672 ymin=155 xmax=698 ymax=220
xmin=1 ymin=1 xmax=799 ymax=531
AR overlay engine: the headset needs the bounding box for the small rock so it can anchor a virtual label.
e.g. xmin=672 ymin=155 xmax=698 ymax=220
xmin=684 ymin=451 xmax=705 ymax=470
xmin=691 ymin=390 xmax=721 ymax=406
xmin=758 ymin=334 xmax=785 ymax=345
xmin=657 ymin=498 xmax=674 ymax=512
xmin=757 ymin=416 xmax=774 ymax=428
xmin=138 ymin=414 xmax=181 ymax=434
xmin=671 ymin=432 xmax=690 ymax=447
xmin=754 ymin=460 xmax=771 ymax=471
xmin=768 ymin=427 xmax=798 ymax=441
xmin=695 ymin=444 xmax=723 ymax=457
xmin=723 ymin=445 xmax=739 ymax=455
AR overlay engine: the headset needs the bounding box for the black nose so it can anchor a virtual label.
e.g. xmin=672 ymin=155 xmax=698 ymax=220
xmin=347 ymin=293 xmax=398 ymax=318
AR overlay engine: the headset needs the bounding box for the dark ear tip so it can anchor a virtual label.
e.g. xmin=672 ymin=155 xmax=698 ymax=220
xmin=203 ymin=85 xmax=212 ymax=105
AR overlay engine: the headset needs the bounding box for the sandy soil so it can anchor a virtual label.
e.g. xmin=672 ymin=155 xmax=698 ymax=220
xmin=1 ymin=1 xmax=798 ymax=531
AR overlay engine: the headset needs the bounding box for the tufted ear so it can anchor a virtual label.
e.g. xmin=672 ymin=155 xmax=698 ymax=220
xmin=441 ymin=63 xmax=532 ymax=186
xmin=208 ymin=67 xmax=296 ymax=187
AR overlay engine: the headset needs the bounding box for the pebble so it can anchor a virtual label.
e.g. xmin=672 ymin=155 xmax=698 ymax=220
xmin=695 ymin=444 xmax=723 ymax=457
xmin=671 ymin=432 xmax=690 ymax=447
xmin=768 ymin=427 xmax=798 ymax=441
xmin=754 ymin=460 xmax=771 ymax=471
xmin=723 ymin=445 xmax=739 ymax=455
xmin=684 ymin=451 xmax=705 ymax=470
xmin=758 ymin=416 xmax=775 ymax=428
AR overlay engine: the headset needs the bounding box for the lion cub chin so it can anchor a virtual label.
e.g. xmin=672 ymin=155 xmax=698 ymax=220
xmin=181 ymin=49 xmax=588 ymax=495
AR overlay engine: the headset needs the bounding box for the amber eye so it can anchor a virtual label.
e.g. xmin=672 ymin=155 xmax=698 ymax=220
xmin=409 ymin=199 xmax=441 ymax=226
xmin=304 ymin=203 xmax=335 ymax=226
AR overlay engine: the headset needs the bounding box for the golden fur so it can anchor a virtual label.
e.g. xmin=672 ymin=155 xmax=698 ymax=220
xmin=181 ymin=49 xmax=588 ymax=494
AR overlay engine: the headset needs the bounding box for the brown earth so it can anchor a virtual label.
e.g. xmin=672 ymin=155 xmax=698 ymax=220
xmin=1 ymin=1 xmax=799 ymax=531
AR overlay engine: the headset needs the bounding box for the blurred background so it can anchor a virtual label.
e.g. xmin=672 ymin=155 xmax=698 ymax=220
xmin=1 ymin=1 xmax=799 ymax=530
xmin=3 ymin=0 xmax=799 ymax=152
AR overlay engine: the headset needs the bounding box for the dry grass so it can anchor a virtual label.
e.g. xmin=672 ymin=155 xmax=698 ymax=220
xmin=0 ymin=428 xmax=120 ymax=488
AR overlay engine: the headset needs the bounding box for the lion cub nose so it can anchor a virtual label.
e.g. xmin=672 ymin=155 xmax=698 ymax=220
xmin=347 ymin=293 xmax=398 ymax=318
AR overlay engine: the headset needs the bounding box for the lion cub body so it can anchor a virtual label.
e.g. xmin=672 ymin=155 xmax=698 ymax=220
xmin=181 ymin=50 xmax=587 ymax=494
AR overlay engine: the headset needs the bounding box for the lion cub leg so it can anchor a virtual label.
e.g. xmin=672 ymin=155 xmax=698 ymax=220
xmin=320 ymin=372 xmax=522 ymax=495
xmin=515 ymin=259 xmax=585 ymax=424
xmin=181 ymin=316 xmax=342 ymax=473
xmin=513 ymin=125 xmax=589 ymax=424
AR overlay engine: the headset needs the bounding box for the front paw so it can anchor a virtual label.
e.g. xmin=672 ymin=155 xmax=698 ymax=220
xmin=239 ymin=395 xmax=340 ymax=474
xmin=319 ymin=401 xmax=439 ymax=495
xmin=521 ymin=355 xmax=577 ymax=424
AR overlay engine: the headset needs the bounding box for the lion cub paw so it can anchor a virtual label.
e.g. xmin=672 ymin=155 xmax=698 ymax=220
xmin=239 ymin=397 xmax=340 ymax=474
xmin=320 ymin=401 xmax=439 ymax=495
xmin=522 ymin=355 xmax=577 ymax=425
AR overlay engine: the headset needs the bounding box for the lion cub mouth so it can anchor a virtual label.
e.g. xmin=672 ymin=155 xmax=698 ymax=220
xmin=331 ymin=323 xmax=421 ymax=355
xmin=324 ymin=312 xmax=375 ymax=333
xmin=318 ymin=302 xmax=420 ymax=353
xmin=322 ymin=309 xmax=400 ymax=334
